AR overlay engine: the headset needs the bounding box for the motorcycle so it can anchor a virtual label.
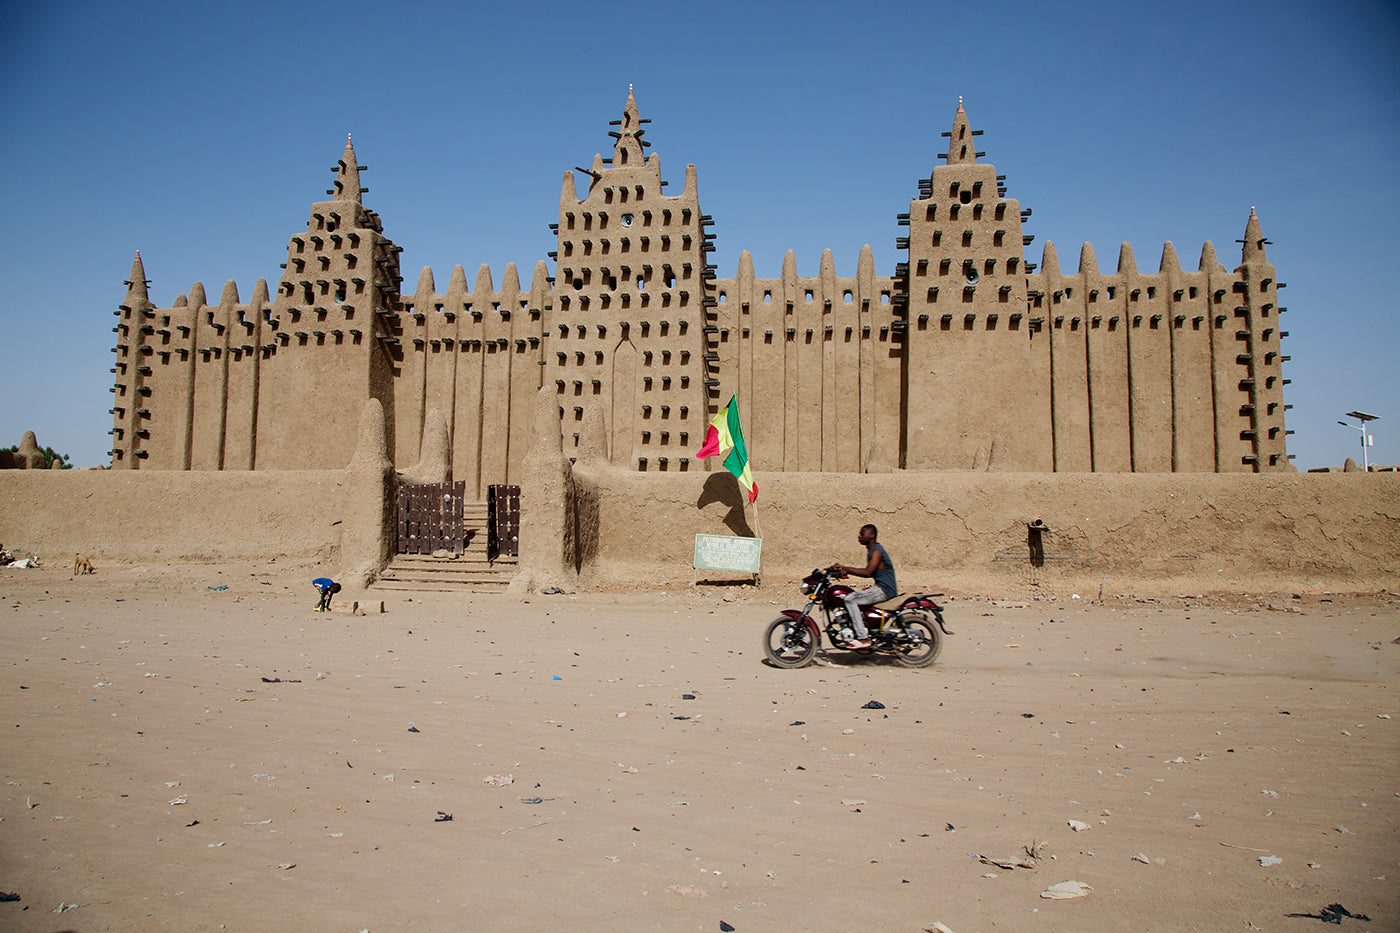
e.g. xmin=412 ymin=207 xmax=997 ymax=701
xmin=762 ymin=567 xmax=953 ymax=669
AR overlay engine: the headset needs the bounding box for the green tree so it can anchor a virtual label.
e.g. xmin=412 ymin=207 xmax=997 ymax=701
xmin=2 ymin=445 xmax=73 ymax=469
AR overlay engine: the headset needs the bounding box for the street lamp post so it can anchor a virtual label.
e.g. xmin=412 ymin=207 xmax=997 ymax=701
xmin=1337 ymin=411 xmax=1380 ymax=471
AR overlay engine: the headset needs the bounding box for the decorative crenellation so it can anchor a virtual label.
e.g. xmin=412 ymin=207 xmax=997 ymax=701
xmin=711 ymin=247 xmax=900 ymax=474
xmin=110 ymin=94 xmax=1291 ymax=482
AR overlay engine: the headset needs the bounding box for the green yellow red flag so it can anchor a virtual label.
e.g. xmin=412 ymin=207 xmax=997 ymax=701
xmin=694 ymin=395 xmax=757 ymax=503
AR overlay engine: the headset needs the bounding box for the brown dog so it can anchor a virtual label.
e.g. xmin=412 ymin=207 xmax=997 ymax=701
xmin=73 ymin=553 xmax=95 ymax=575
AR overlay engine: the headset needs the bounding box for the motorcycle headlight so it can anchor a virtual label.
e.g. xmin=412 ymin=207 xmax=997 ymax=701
xmin=800 ymin=581 xmax=813 ymax=596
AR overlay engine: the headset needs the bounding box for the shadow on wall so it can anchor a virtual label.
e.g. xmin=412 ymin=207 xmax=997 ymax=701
xmin=697 ymin=473 xmax=754 ymax=537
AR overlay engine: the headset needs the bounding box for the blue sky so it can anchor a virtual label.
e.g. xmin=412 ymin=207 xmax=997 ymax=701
xmin=3 ymin=0 xmax=1397 ymax=470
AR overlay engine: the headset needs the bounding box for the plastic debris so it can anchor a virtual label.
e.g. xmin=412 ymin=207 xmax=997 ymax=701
xmin=1068 ymin=820 xmax=1091 ymax=832
xmin=1041 ymin=880 xmax=1091 ymax=899
xmin=861 ymin=700 xmax=885 ymax=710
xmin=207 ymin=585 xmax=228 ymax=591
xmin=1132 ymin=852 xmax=1151 ymax=864
xmin=520 ymin=797 xmax=544 ymax=805
xmin=1285 ymin=904 xmax=1372 ymax=923
xmin=169 ymin=795 xmax=187 ymax=806
xmin=483 ymin=774 xmax=514 ymax=786
xmin=979 ymin=854 xmax=1036 ymax=870
xmin=435 ymin=812 xmax=453 ymax=822
xmin=1259 ymin=855 xmax=1282 ymax=866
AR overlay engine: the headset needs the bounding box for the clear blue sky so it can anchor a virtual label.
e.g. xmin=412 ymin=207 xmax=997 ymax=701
xmin=3 ymin=0 xmax=1397 ymax=471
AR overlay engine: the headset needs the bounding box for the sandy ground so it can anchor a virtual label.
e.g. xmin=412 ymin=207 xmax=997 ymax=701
xmin=0 ymin=562 xmax=1396 ymax=933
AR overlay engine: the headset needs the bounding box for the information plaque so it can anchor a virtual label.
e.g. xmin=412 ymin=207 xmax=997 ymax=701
xmin=693 ymin=534 xmax=763 ymax=578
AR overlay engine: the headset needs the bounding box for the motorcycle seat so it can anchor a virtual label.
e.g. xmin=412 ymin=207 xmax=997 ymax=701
xmin=874 ymin=593 xmax=907 ymax=610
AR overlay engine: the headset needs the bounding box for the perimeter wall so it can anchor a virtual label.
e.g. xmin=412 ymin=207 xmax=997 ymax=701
xmin=2 ymin=471 xmax=1396 ymax=596
xmin=0 ymin=471 xmax=346 ymax=563
xmin=573 ymin=470 xmax=1400 ymax=595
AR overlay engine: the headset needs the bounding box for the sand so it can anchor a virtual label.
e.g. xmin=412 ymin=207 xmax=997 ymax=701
xmin=1 ymin=562 xmax=1396 ymax=932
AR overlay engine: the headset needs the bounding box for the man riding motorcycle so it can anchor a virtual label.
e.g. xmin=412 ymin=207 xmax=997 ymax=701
xmin=828 ymin=523 xmax=895 ymax=650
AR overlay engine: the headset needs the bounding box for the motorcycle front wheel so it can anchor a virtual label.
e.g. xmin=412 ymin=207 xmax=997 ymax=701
xmin=892 ymin=612 xmax=943 ymax=668
xmin=763 ymin=616 xmax=819 ymax=669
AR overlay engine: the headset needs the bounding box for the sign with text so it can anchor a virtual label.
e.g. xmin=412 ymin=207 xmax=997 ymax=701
xmin=693 ymin=534 xmax=763 ymax=574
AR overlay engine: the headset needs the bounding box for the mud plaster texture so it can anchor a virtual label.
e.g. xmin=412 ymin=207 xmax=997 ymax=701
xmin=579 ymin=471 xmax=1400 ymax=597
xmin=0 ymin=469 xmax=345 ymax=564
xmin=2 ymin=470 xmax=1396 ymax=599
xmin=0 ymin=564 xmax=1395 ymax=932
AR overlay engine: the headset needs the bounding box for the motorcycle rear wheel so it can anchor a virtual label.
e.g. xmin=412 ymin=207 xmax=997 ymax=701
xmin=763 ymin=616 xmax=819 ymax=669
xmin=892 ymin=612 xmax=942 ymax=668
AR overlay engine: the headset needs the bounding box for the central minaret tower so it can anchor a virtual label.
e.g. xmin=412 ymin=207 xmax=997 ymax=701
xmin=546 ymin=89 xmax=714 ymax=470
xmin=896 ymin=102 xmax=1050 ymax=470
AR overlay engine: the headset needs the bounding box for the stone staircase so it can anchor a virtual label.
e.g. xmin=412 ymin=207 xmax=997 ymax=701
xmin=374 ymin=501 xmax=518 ymax=593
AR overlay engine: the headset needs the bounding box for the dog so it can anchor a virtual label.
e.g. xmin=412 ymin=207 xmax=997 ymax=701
xmin=73 ymin=553 xmax=95 ymax=575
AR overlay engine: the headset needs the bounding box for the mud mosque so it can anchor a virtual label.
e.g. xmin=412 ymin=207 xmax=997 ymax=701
xmin=109 ymin=90 xmax=1291 ymax=494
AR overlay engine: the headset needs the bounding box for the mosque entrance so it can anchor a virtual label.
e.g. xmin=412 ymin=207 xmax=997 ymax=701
xmin=396 ymin=481 xmax=467 ymax=555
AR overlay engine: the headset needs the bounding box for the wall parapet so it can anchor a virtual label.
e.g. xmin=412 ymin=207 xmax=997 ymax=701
xmin=0 ymin=470 xmax=346 ymax=563
xmin=579 ymin=471 xmax=1400 ymax=596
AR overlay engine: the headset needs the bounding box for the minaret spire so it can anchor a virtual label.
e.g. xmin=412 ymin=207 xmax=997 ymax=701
xmin=1240 ymin=206 xmax=1268 ymax=263
xmin=943 ymin=99 xmax=980 ymax=165
xmin=123 ymin=251 xmax=150 ymax=305
xmin=611 ymin=86 xmax=648 ymax=168
xmin=331 ymin=134 xmax=363 ymax=203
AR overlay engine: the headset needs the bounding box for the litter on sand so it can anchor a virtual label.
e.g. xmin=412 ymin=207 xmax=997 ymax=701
xmin=1041 ymin=880 xmax=1092 ymax=899
xmin=1259 ymin=855 xmax=1283 ymax=866
xmin=979 ymin=854 xmax=1036 ymax=870
xmin=1285 ymin=904 xmax=1373 ymax=924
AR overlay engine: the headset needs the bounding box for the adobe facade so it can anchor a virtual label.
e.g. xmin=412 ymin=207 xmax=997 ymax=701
xmin=109 ymin=91 xmax=1291 ymax=492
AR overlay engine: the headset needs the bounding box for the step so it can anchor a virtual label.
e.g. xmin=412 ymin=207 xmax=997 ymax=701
xmin=387 ymin=555 xmax=516 ymax=571
xmin=374 ymin=578 xmax=511 ymax=593
xmin=374 ymin=554 xmax=518 ymax=593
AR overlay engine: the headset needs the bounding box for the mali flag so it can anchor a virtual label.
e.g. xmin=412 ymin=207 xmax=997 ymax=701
xmin=695 ymin=395 xmax=757 ymax=503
